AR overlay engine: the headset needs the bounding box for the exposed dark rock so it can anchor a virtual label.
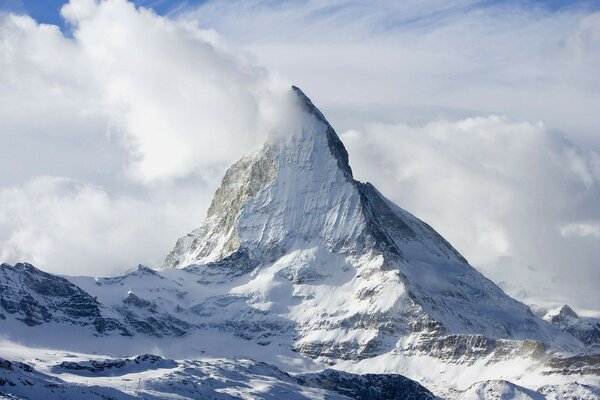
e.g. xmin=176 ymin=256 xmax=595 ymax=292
xmin=545 ymin=353 xmax=600 ymax=375
xmin=545 ymin=305 xmax=600 ymax=349
xmin=184 ymin=248 xmax=259 ymax=283
xmin=123 ymin=292 xmax=155 ymax=309
xmin=0 ymin=263 xmax=128 ymax=335
xmin=52 ymin=354 xmax=177 ymax=376
xmin=118 ymin=309 xmax=191 ymax=337
xmin=298 ymin=368 xmax=438 ymax=400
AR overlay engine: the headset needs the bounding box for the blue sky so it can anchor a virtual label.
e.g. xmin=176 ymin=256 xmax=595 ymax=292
xmin=0 ymin=0 xmax=203 ymax=27
xmin=3 ymin=0 xmax=600 ymax=30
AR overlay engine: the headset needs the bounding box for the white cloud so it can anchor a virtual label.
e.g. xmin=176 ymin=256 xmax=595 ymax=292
xmin=560 ymin=222 xmax=600 ymax=239
xmin=1 ymin=0 xmax=291 ymax=185
xmin=0 ymin=176 xmax=211 ymax=276
xmin=61 ymin=0 xmax=98 ymax=22
xmin=181 ymin=1 xmax=600 ymax=139
xmin=341 ymin=116 xmax=600 ymax=310
xmin=0 ymin=0 xmax=294 ymax=275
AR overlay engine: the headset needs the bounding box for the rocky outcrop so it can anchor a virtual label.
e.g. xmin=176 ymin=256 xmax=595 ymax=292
xmin=52 ymin=354 xmax=177 ymax=376
xmin=544 ymin=305 xmax=600 ymax=349
xmin=544 ymin=354 xmax=600 ymax=376
xmin=298 ymin=369 xmax=438 ymax=400
xmin=457 ymin=380 xmax=545 ymax=400
xmin=0 ymin=262 xmax=129 ymax=336
xmin=0 ymin=263 xmax=189 ymax=338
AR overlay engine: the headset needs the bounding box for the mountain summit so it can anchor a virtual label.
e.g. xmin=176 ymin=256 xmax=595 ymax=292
xmin=163 ymin=86 xmax=574 ymax=359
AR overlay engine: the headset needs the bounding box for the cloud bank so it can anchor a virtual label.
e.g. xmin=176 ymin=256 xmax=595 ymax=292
xmin=341 ymin=117 xmax=600 ymax=311
xmin=0 ymin=0 xmax=290 ymax=276
xmin=0 ymin=176 xmax=213 ymax=276
xmin=2 ymin=0 xmax=291 ymax=185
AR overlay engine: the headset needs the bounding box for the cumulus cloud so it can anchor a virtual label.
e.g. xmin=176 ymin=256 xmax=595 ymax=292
xmin=341 ymin=116 xmax=600 ymax=311
xmin=1 ymin=0 xmax=290 ymax=186
xmin=0 ymin=0 xmax=293 ymax=275
xmin=0 ymin=176 xmax=212 ymax=276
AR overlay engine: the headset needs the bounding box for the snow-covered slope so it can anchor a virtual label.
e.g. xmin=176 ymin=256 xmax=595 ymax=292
xmin=539 ymin=382 xmax=600 ymax=399
xmin=453 ymin=380 xmax=600 ymax=400
xmin=0 ymin=357 xmax=133 ymax=400
xmin=447 ymin=379 xmax=600 ymax=400
xmin=457 ymin=380 xmax=545 ymax=400
xmin=0 ymin=351 xmax=438 ymax=400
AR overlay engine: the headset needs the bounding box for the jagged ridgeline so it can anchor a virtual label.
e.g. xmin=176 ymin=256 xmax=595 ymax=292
xmin=1 ymin=86 xmax=599 ymax=399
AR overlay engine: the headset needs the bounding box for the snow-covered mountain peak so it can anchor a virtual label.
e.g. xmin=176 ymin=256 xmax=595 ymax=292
xmin=160 ymin=86 xmax=579 ymax=359
xmin=163 ymin=85 xmax=365 ymax=269
xmin=290 ymin=85 xmax=354 ymax=178
xmin=549 ymin=305 xmax=579 ymax=320
xmin=163 ymin=86 xmax=466 ymax=270
xmin=543 ymin=305 xmax=600 ymax=349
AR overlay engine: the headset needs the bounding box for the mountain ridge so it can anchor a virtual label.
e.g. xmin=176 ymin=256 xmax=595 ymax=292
xmin=162 ymin=85 xmax=576 ymax=350
xmin=1 ymin=86 xmax=599 ymax=398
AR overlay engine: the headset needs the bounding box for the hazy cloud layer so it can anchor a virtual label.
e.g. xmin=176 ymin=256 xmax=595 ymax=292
xmin=1 ymin=0 xmax=289 ymax=186
xmin=341 ymin=117 xmax=600 ymax=312
xmin=1 ymin=0 xmax=600 ymax=313
xmin=184 ymin=0 xmax=600 ymax=139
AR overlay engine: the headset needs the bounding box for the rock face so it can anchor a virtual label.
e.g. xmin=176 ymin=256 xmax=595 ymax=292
xmin=298 ymin=369 xmax=438 ymax=400
xmin=0 ymin=263 xmax=196 ymax=338
xmin=163 ymin=85 xmax=575 ymax=361
xmin=544 ymin=305 xmax=600 ymax=350
xmin=51 ymin=354 xmax=178 ymax=376
xmin=0 ymin=262 xmax=128 ymax=335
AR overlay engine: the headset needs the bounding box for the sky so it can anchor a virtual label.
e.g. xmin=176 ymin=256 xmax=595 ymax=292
xmin=0 ymin=0 xmax=599 ymax=314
